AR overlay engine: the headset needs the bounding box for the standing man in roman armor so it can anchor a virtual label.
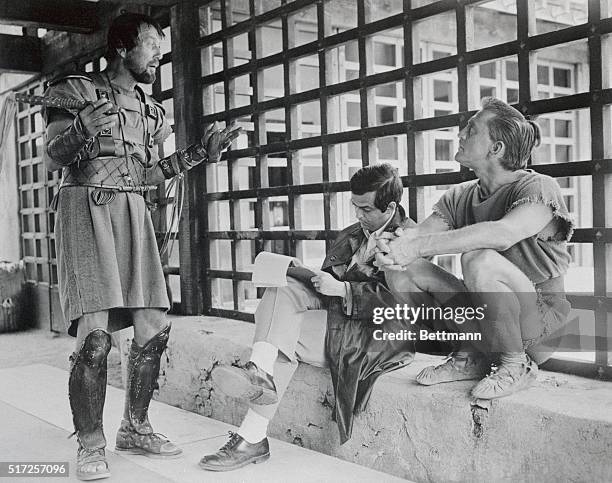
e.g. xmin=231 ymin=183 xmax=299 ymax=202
xmin=42 ymin=12 xmax=240 ymax=481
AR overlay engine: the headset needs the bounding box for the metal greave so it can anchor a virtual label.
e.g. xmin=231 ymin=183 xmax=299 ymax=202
xmin=68 ymin=328 xmax=112 ymax=450
xmin=124 ymin=325 xmax=171 ymax=434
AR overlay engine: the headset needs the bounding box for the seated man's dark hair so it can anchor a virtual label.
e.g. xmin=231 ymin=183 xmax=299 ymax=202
xmin=106 ymin=12 xmax=164 ymax=61
xmin=350 ymin=163 xmax=403 ymax=212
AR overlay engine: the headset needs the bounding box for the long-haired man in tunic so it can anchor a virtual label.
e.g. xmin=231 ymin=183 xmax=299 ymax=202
xmin=42 ymin=13 xmax=239 ymax=481
xmin=376 ymin=97 xmax=572 ymax=399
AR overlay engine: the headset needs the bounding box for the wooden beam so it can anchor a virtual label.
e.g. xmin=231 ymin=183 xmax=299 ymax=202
xmin=170 ymin=1 xmax=206 ymax=315
xmin=125 ymin=0 xmax=177 ymax=5
xmin=0 ymin=0 xmax=102 ymax=33
xmin=0 ymin=33 xmax=41 ymax=73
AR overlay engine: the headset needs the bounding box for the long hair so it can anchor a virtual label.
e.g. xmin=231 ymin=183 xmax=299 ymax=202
xmin=480 ymin=97 xmax=541 ymax=170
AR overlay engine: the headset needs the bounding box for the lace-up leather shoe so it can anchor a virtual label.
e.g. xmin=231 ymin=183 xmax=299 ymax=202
xmin=199 ymin=432 xmax=270 ymax=471
xmin=212 ymin=361 xmax=278 ymax=405
xmin=416 ymin=353 xmax=489 ymax=386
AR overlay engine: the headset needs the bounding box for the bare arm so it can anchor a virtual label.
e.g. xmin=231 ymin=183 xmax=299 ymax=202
xmin=384 ymin=202 xmax=554 ymax=266
xmin=376 ymin=212 xmax=449 ymax=250
xmin=412 ymin=212 xmax=451 ymax=236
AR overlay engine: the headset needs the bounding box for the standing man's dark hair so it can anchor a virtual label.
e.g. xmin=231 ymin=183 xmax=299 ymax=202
xmin=106 ymin=12 xmax=164 ymax=61
xmin=350 ymin=163 xmax=403 ymax=212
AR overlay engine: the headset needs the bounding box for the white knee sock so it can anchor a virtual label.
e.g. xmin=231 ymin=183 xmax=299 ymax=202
xmin=250 ymin=341 xmax=277 ymax=376
xmin=237 ymin=409 xmax=269 ymax=444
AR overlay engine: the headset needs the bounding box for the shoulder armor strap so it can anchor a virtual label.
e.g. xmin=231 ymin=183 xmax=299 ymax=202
xmin=134 ymin=85 xmax=150 ymax=104
xmin=135 ymin=85 xmax=164 ymax=110
xmin=47 ymin=72 xmax=94 ymax=87
xmin=135 ymin=85 xmax=165 ymax=118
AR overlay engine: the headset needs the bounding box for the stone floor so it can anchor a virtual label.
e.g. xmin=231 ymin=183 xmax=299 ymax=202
xmin=0 ymin=362 xmax=409 ymax=482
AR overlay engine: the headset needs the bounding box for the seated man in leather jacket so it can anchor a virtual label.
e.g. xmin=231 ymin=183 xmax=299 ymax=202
xmin=199 ymin=163 xmax=420 ymax=471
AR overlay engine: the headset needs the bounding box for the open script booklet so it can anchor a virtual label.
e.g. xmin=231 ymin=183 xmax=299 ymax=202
xmin=251 ymin=251 xmax=317 ymax=288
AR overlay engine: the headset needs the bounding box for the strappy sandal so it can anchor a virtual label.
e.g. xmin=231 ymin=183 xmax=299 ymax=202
xmin=76 ymin=445 xmax=110 ymax=481
xmin=115 ymin=419 xmax=182 ymax=458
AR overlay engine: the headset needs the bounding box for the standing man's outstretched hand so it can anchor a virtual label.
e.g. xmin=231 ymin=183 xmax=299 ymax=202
xmin=203 ymin=122 xmax=242 ymax=163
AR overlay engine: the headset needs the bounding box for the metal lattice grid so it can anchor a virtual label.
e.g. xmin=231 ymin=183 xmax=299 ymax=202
xmin=190 ymin=0 xmax=610 ymax=378
xmin=16 ymin=80 xmax=55 ymax=283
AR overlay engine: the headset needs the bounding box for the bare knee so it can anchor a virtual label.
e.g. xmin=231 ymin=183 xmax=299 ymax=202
xmin=132 ymin=309 xmax=169 ymax=344
xmin=75 ymin=312 xmax=108 ymax=350
xmin=461 ymin=249 xmax=533 ymax=293
xmin=384 ymin=269 xmax=416 ymax=293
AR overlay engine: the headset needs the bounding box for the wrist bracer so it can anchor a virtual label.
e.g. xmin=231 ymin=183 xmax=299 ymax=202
xmin=47 ymin=116 xmax=94 ymax=166
xmin=158 ymin=143 xmax=209 ymax=179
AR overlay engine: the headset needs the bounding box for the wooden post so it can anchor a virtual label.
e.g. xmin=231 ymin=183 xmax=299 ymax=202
xmin=171 ymin=2 xmax=205 ymax=315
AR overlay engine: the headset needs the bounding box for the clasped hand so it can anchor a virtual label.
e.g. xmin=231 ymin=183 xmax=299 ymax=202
xmin=78 ymin=98 xmax=118 ymax=138
xmin=374 ymin=227 xmax=420 ymax=271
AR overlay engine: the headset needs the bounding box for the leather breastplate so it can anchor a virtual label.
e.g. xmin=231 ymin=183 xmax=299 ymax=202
xmin=59 ymin=74 xmax=163 ymax=191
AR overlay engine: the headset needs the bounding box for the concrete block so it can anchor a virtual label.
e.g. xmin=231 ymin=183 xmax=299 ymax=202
xmin=124 ymin=315 xmax=612 ymax=482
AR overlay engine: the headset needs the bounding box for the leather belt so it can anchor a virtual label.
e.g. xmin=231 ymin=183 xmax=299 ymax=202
xmin=59 ymin=182 xmax=157 ymax=193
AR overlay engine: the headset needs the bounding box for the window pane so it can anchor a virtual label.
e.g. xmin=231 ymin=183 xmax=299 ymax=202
xmin=375 ymin=105 xmax=397 ymax=125
xmin=555 ymin=145 xmax=571 ymax=163
xmin=435 ymin=139 xmax=452 ymax=161
xmin=480 ymin=86 xmax=495 ymax=98
xmin=374 ymin=42 xmax=396 ymax=67
xmin=346 ymin=102 xmax=361 ymax=128
xmin=553 ymin=67 xmax=572 ymax=88
xmin=366 ymin=0 xmax=402 ymax=22
xmin=412 ymin=12 xmax=457 ymax=62
xmin=479 ymin=62 xmax=496 ymax=79
xmin=537 ymin=65 xmax=549 ymax=85
xmin=377 ymin=137 xmax=398 ymax=159
xmin=434 ymin=80 xmax=452 ymax=102
xmin=505 ymin=61 xmax=519 ymax=81
xmin=472 ymin=1 xmax=517 ymax=50
xmin=506 ymin=88 xmax=518 ymax=103
xmin=554 ymin=120 xmax=572 ymax=138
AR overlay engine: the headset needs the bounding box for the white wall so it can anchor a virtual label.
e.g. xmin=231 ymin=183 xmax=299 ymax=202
xmin=0 ymin=74 xmax=31 ymax=262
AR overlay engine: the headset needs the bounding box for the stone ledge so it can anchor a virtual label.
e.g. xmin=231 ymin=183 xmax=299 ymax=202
xmin=117 ymin=315 xmax=612 ymax=482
